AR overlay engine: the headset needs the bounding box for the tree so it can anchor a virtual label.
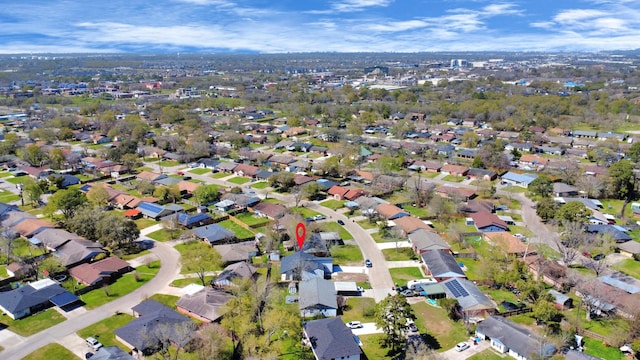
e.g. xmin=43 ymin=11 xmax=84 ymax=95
xmin=39 ymin=256 xmax=64 ymax=278
xmin=95 ymin=212 xmax=140 ymax=250
xmin=556 ymin=201 xmax=589 ymax=223
xmin=536 ymin=197 xmax=560 ymax=223
xmin=20 ymin=144 xmax=45 ymax=166
xmin=135 ymin=180 xmax=155 ymax=195
xmin=461 ymin=131 xmax=480 ymax=148
xmin=21 ymin=178 xmax=45 ymax=207
xmin=301 ymin=182 xmax=322 ymax=201
xmin=319 ymin=156 xmax=341 ymax=177
xmin=529 ymin=175 xmax=553 ymax=198
xmin=149 ymin=320 xmax=197 ymax=360
xmin=268 ymin=171 xmax=295 ymax=191
xmin=193 ymin=184 xmax=220 ymax=206
xmin=555 ymin=221 xmax=589 ymax=265
xmin=181 ymin=241 xmax=222 ymax=286
xmin=65 ymin=205 xmax=101 ymax=239
xmin=375 ymin=293 xmax=416 ymax=352
xmin=532 ymin=295 xmax=561 ymax=326
xmin=575 ymin=175 xmax=604 ymax=199
xmin=577 ymin=279 xmax=613 ymax=321
xmin=46 ymin=188 xmax=87 ymax=220
xmin=195 ymin=324 xmax=233 ymax=360
xmin=48 ymin=148 xmax=66 ymax=170
xmin=87 ymin=184 xmax=111 ymax=206
xmin=471 ymin=156 xmax=484 ymax=169
xmin=628 ymin=142 xmax=640 ymax=163
xmin=607 ymin=159 xmax=637 ymax=216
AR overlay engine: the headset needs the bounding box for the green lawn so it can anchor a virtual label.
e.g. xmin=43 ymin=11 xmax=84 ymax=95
xmin=171 ymin=276 xmax=216 ymax=287
xmin=0 ymin=308 xmax=66 ymax=336
xmin=442 ymin=175 xmax=464 ymax=183
xmin=146 ymin=228 xmax=183 ymax=242
xmin=158 ymin=160 xmax=179 ymax=167
xmin=457 ymin=258 xmax=482 ymax=281
xmin=148 ymin=294 xmax=180 ymax=308
xmin=235 ymin=212 xmax=270 ymax=227
xmin=330 ymin=245 xmax=363 ymax=265
xmin=217 ymin=219 xmax=255 ymax=240
xmin=508 ymin=226 xmax=534 ymax=238
xmin=11 ymin=238 xmax=46 ymax=258
xmin=22 ymin=343 xmax=77 ymax=360
xmin=290 ymin=206 xmax=322 ymax=219
xmin=502 ymin=185 xmax=528 ymax=193
xmin=261 ymin=198 xmax=284 ymax=204
xmin=341 ymin=297 xmax=376 ymax=323
xmin=0 ymin=265 xmax=7 ymax=278
xmin=5 ymin=176 xmax=26 ymax=185
xmin=468 ymin=349 xmax=504 ymax=360
xmin=134 ymin=217 xmax=158 ymax=230
xmin=382 ymin=248 xmax=416 ymax=261
xmin=320 ymin=199 xmax=345 ymax=210
xmin=359 ymin=334 xmax=398 ymax=359
xmin=81 ymin=261 xmax=161 ymax=309
xmin=121 ymin=249 xmax=150 ymax=261
xmin=0 ymin=190 xmax=20 ymax=203
xmin=0 ymin=171 xmax=13 ymax=178
xmin=188 ymin=167 xmax=211 ymax=175
xmin=583 ymin=337 xmax=625 ymax=359
xmin=321 ymin=222 xmax=354 ymax=240
xmin=598 ymin=199 xmax=631 ymax=219
xmin=402 ymin=205 xmax=429 ymax=218
xmin=612 ymin=258 xmax=640 ymax=279
xmin=371 ymin=232 xmax=386 ymax=243
xmin=227 ymin=176 xmax=251 ymax=185
xmin=356 ymin=219 xmax=378 ymax=230
xmin=77 ymin=313 xmax=135 ymax=350
xmin=251 ymin=181 xmax=269 ymax=189
xmin=389 ymin=267 xmax=424 ymax=288
xmin=211 ymin=172 xmax=230 ymax=179
xmin=412 ymin=301 xmax=468 ymax=351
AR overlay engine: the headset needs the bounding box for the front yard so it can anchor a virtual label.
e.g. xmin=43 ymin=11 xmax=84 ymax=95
xmin=77 ymin=313 xmax=135 ymax=350
xmin=226 ymin=176 xmax=251 ymax=185
xmin=22 ymin=343 xmax=77 ymax=360
xmin=329 ymin=245 xmax=363 ymax=265
xmin=320 ymin=199 xmax=345 ymax=210
xmin=382 ymin=248 xmax=416 ymax=261
xmin=389 ymin=267 xmax=424 ymax=287
xmin=0 ymin=308 xmax=66 ymax=336
xmin=188 ymin=167 xmax=211 ymax=175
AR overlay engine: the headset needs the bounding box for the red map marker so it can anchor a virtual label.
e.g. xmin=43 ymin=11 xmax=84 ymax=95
xmin=296 ymin=222 xmax=306 ymax=250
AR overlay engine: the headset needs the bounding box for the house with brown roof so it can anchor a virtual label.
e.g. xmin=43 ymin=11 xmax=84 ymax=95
xmin=251 ymin=202 xmax=286 ymax=219
xmin=234 ymin=163 xmax=260 ymax=178
xmin=212 ymin=261 xmax=258 ymax=287
xmin=177 ymin=180 xmax=200 ymax=195
xmin=440 ymin=164 xmax=469 ymax=177
xmin=470 ymin=211 xmax=508 ymax=232
xmin=524 ymin=256 xmax=567 ymax=289
xmin=21 ymin=166 xmax=52 ymax=179
xmin=518 ymin=154 xmax=549 ymax=169
xmin=484 ymin=232 xmax=528 ymax=257
xmin=213 ymin=241 xmax=259 ymax=264
xmin=282 ymin=126 xmax=307 ymax=138
xmin=111 ymin=193 xmax=140 ymax=209
xmin=176 ymin=287 xmax=233 ymax=323
xmin=376 ymin=203 xmax=409 ymax=220
xmin=354 ymin=170 xmax=374 ymax=182
xmin=392 ymin=216 xmax=433 ymax=236
xmin=69 ymin=257 xmax=132 ymax=286
xmin=435 ymin=185 xmax=476 ymax=201
xmin=294 ymin=174 xmax=315 ymax=186
xmin=327 ymin=185 xmax=365 ymax=201
xmin=12 ymin=218 xmax=55 ymax=238
xmin=136 ymin=171 xmax=166 ymax=183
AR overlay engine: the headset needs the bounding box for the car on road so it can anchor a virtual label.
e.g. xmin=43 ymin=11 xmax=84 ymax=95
xmin=305 ymin=217 xmax=315 ymax=222
xmin=347 ymin=321 xmax=363 ymax=329
xmin=337 ymin=219 xmax=345 ymax=225
xmin=455 ymin=342 xmax=470 ymax=352
xmin=365 ymin=259 xmax=372 ymax=268
xmin=313 ymin=215 xmax=326 ymax=221
xmin=177 ymin=171 xmax=184 ymax=175
xmin=85 ymin=337 xmax=103 ymax=351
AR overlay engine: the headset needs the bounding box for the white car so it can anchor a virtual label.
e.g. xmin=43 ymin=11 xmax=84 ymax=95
xmin=455 ymin=342 xmax=470 ymax=352
xmin=85 ymin=337 xmax=103 ymax=351
xmin=347 ymin=321 xmax=363 ymax=329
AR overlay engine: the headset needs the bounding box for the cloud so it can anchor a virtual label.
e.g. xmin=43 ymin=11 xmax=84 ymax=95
xmin=331 ymin=0 xmax=394 ymax=12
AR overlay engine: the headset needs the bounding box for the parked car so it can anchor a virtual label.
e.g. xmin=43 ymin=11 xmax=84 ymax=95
xmin=365 ymin=259 xmax=372 ymax=268
xmin=501 ymin=301 xmax=524 ymax=311
xmin=408 ymin=323 xmax=418 ymax=332
xmin=455 ymin=342 xmax=470 ymax=352
xmin=401 ymin=289 xmax=415 ymax=297
xmin=347 ymin=321 xmax=363 ymax=329
xmin=337 ymin=219 xmax=345 ymax=225
xmin=593 ymin=253 xmax=605 ymax=261
xmin=396 ymin=285 xmax=408 ymax=293
xmin=85 ymin=337 xmax=103 ymax=351
xmin=177 ymin=171 xmax=184 ymax=175
xmin=313 ymin=215 xmax=326 ymax=220
xmin=305 ymin=217 xmax=315 ymax=222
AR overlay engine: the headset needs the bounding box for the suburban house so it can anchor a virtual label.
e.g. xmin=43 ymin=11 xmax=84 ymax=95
xmin=299 ymin=277 xmax=338 ymax=318
xmin=0 ymin=278 xmax=80 ymax=319
xmin=234 ymin=163 xmax=260 ymax=178
xmin=176 ymin=286 xmax=233 ymax=322
xmin=136 ymin=171 xmax=167 ymax=183
xmin=440 ymin=164 xmax=469 ymax=177
xmin=470 ymin=211 xmax=509 ymax=232
xmin=524 ymin=255 xmax=568 ymax=289
xmin=174 ymin=212 xmax=212 ymax=228
xmin=69 ymin=257 xmax=132 ymax=286
xmin=553 ymin=183 xmax=579 ymax=197
xmin=408 ymin=229 xmax=450 ymax=254
xmin=467 ymin=168 xmax=497 ymax=181
xmin=476 ymin=316 xmax=556 ymax=360
xmin=303 ymin=317 xmax=362 ymax=360
xmin=213 ymin=242 xmax=259 ymax=264
xmin=55 ymin=238 xmax=106 ymax=268
xmin=421 ymin=250 xmax=466 ymax=281
xmin=212 ymin=261 xmax=258 ymax=287
xmin=192 ymin=224 xmax=236 ymax=245
xmin=280 ymin=252 xmax=333 ymax=281
xmin=376 ymin=203 xmax=409 ymax=220
xmin=12 ymin=218 xmax=55 ymax=238
xmin=518 ymin=154 xmax=549 ymax=169
xmin=618 ymin=241 xmax=640 ymax=257
xmin=136 ymin=202 xmax=183 ymax=220
xmin=500 ymin=172 xmax=538 ymax=188
xmin=441 ymin=278 xmax=496 ymax=318
xmin=31 ymin=228 xmax=85 ymax=251
xmin=251 ymin=202 xmax=286 ymax=219
xmin=327 ymin=185 xmax=365 ymax=201
xmin=483 ymin=232 xmax=529 ymax=257
xmin=392 ymin=216 xmax=433 ymax=236
xmin=115 ymin=300 xmax=193 ymax=356
xmin=435 ymin=185 xmax=476 ymax=201
xmin=88 ymin=346 xmax=135 ymax=360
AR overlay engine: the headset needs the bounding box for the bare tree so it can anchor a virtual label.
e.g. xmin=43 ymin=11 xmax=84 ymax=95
xmin=554 ymin=221 xmax=591 ymax=265
xmin=575 ymin=175 xmax=605 ymax=198
xmin=576 ymin=279 xmax=614 ymax=321
xmin=195 ymin=323 xmax=232 ymax=360
xmin=149 ymin=321 xmax=197 ymax=360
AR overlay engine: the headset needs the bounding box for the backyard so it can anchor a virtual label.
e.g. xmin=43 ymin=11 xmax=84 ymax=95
xmin=411 ymin=301 xmax=468 ymax=351
xmin=217 ymin=219 xmax=256 ymax=240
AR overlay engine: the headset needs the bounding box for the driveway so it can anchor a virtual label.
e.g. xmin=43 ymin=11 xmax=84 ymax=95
xmin=350 ymin=322 xmax=383 ymax=336
xmin=439 ymin=340 xmax=490 ymax=360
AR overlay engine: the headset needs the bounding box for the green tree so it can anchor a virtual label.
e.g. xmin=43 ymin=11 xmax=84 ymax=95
xmin=46 ymin=188 xmax=87 ymax=220
xmin=181 ymin=241 xmax=222 ymax=286
xmin=48 ymin=148 xmax=66 ymax=170
xmin=22 ymin=178 xmax=44 ymax=207
xmin=529 ymin=175 xmax=553 ymax=198
xmin=536 ymin=197 xmax=560 ymax=222
xmin=268 ymin=171 xmax=295 ymax=191
xmin=461 ymin=131 xmax=480 ymax=148
xmin=556 ymin=201 xmax=589 ymax=223
xmin=375 ymin=293 xmax=416 ymax=352
xmin=472 ymin=156 xmax=484 ymax=169
xmin=607 ymin=159 xmax=636 ymax=209
xmin=301 ymin=181 xmax=322 ymax=200
xmin=193 ymin=184 xmax=220 ymax=205
xmin=86 ymin=184 xmax=111 ymax=206
xmin=95 ymin=212 xmax=140 ymax=249
xmin=628 ymin=142 xmax=640 ymax=163
xmin=21 ymin=144 xmax=46 ymax=166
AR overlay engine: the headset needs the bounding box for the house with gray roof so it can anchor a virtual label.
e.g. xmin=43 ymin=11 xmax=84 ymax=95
xmin=90 ymin=346 xmax=136 ymax=360
xmin=212 ymin=261 xmax=258 ymax=287
xmin=548 ymin=289 xmax=572 ymax=310
xmin=441 ymin=278 xmax=495 ymax=317
xmin=176 ymin=287 xmax=233 ymax=323
xmin=421 ymin=250 xmax=466 ymax=281
xmin=115 ymin=300 xmax=193 ymax=355
xmin=501 ymin=172 xmax=538 ymax=188
xmin=280 ymin=252 xmax=333 ymax=281
xmin=573 ymin=130 xmax=597 ymax=138
xmin=0 ymin=278 xmax=80 ymax=319
xmin=31 ymin=228 xmax=84 ymax=250
xmin=303 ymin=317 xmax=362 ymax=360
xmin=476 ymin=316 xmax=556 ymax=360
xmin=299 ymin=277 xmax=337 ymax=318
xmin=553 ymin=182 xmax=579 ymax=197
xmin=213 ymin=241 xmax=258 ymax=264
xmin=409 ymin=229 xmax=450 ymax=254
xmin=192 ymin=224 xmax=236 ymax=245
xmin=55 ymin=238 xmax=106 ymax=268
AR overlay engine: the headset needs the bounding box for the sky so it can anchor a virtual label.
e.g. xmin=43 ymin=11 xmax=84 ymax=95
xmin=1 ymin=0 xmax=640 ymax=54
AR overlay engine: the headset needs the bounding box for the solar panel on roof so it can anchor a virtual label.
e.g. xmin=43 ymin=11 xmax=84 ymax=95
xmin=445 ymin=280 xmax=469 ymax=297
xmin=139 ymin=202 xmax=163 ymax=212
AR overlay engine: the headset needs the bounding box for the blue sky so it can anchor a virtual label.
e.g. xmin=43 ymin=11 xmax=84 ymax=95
xmin=1 ymin=0 xmax=639 ymax=53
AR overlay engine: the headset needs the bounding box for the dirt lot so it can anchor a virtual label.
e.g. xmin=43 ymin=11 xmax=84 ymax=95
xmin=334 ymin=272 xmax=369 ymax=282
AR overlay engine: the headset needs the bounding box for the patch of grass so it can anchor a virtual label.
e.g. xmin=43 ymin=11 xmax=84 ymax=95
xmin=0 ymin=190 xmax=20 ymax=202
xmin=146 ymin=228 xmax=183 ymax=242
xmin=235 ymin=212 xmax=269 ymax=227
xmin=502 ymin=185 xmax=528 ymax=193
xmin=148 ymin=293 xmax=180 ymax=308
xmin=22 ymin=343 xmax=77 ymax=360
xmin=371 ymin=232 xmax=386 ymax=243
xmin=1 ymin=308 xmax=66 ymax=336
xmin=158 ymin=160 xmax=179 ymax=167
xmin=341 ymin=297 xmax=376 ymax=322
xmin=188 ymin=167 xmax=211 ymax=175
xmin=321 ymin=221 xmax=354 ymax=240
xmin=121 ymin=249 xmax=150 ymax=260
xmin=5 ymin=176 xmax=26 ymax=185
xmin=330 ymin=245 xmax=363 ymax=265
xmin=382 ymin=248 xmax=417 ymax=261
xmin=412 ymin=301 xmax=468 ymax=351
xmin=583 ymin=337 xmax=625 ymax=359
xmin=77 ymin=313 xmax=135 ymax=350
xmin=320 ymin=199 xmax=345 ymax=210
xmin=227 ymin=176 xmax=251 ymax=185
xmin=211 ymin=172 xmax=230 ymax=179
xmin=134 ymin=217 xmax=158 ymax=230
xmin=389 ymin=267 xmax=424 ymax=287
xmin=359 ymin=334 xmax=399 ymax=359
xmin=442 ymin=175 xmax=464 ymax=183
xmin=251 ymin=181 xmax=269 ymax=189
xmin=0 ymin=265 xmax=7 ymax=278
xmin=599 ymin=198 xmax=632 ymax=219
xmin=457 ymin=258 xmax=482 ymax=281
xmin=402 ymin=205 xmax=429 ymax=218
xmin=81 ymin=262 xmax=161 ymax=309
xmin=468 ymin=349 xmax=505 ymax=360
xmin=508 ymin=226 xmax=534 ymax=238
xmin=0 ymin=171 xmax=13 ymax=178
xmin=261 ymin=197 xmax=283 ymax=204
xmin=290 ymin=206 xmax=322 ymax=219
xmin=218 ymin=219 xmax=255 ymax=240
xmin=612 ymin=258 xmax=640 ymax=279
xmin=11 ymin=238 xmax=46 ymax=258
xmin=171 ymin=276 xmax=215 ymax=287
xmin=357 ymin=219 xmax=378 ymax=230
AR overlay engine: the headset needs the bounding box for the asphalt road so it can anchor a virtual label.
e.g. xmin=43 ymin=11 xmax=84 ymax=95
xmin=0 ymin=241 xmax=180 ymax=359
